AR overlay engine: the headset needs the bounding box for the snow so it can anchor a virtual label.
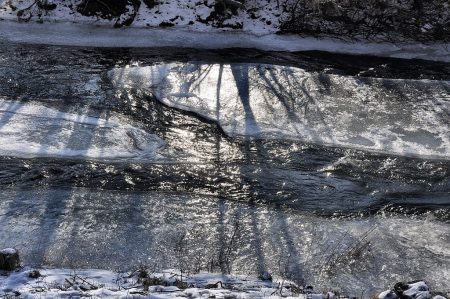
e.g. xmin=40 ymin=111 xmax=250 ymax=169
xmin=378 ymin=290 xmax=396 ymax=299
xmin=1 ymin=269 xmax=448 ymax=298
xmin=0 ymin=248 xmax=17 ymax=255
xmin=403 ymin=282 xmax=431 ymax=299
xmin=0 ymin=99 xmax=166 ymax=161
xmin=0 ymin=268 xmax=309 ymax=298
xmin=109 ymin=63 xmax=450 ymax=160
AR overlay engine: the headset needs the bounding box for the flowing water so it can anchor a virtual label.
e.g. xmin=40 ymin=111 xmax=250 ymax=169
xmin=0 ymin=43 xmax=449 ymax=295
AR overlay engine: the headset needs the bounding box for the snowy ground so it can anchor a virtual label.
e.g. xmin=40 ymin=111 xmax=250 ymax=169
xmin=3 ymin=0 xmax=287 ymax=34
xmin=1 ymin=267 xmax=447 ymax=299
xmin=0 ymin=268 xmax=318 ymax=298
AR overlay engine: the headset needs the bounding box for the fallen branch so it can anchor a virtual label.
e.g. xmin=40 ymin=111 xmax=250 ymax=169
xmin=220 ymin=0 xmax=245 ymax=9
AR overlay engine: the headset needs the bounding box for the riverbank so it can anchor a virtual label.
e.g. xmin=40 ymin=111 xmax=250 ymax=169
xmin=1 ymin=0 xmax=448 ymax=42
xmin=0 ymin=1 xmax=449 ymax=62
xmin=1 ymin=266 xmax=448 ymax=299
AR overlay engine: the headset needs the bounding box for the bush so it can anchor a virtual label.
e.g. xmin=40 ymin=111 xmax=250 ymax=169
xmin=280 ymin=0 xmax=450 ymax=41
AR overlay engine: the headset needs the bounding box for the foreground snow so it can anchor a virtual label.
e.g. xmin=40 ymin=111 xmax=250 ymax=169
xmin=0 ymin=268 xmax=311 ymax=298
xmin=1 ymin=268 xmax=448 ymax=299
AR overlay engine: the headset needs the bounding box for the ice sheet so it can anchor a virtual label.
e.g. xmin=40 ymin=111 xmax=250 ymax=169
xmin=109 ymin=63 xmax=450 ymax=160
xmin=0 ymin=100 xmax=165 ymax=160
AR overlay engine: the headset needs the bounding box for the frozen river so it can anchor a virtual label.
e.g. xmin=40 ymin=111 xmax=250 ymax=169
xmin=0 ymin=43 xmax=449 ymax=295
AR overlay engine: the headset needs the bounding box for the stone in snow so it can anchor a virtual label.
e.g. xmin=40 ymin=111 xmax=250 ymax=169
xmin=379 ymin=281 xmax=447 ymax=299
xmin=0 ymin=248 xmax=20 ymax=271
xmin=379 ymin=290 xmax=399 ymax=299
xmin=403 ymin=281 xmax=431 ymax=299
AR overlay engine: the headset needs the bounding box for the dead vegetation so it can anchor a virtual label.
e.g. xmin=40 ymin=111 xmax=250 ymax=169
xmin=281 ymin=0 xmax=450 ymax=41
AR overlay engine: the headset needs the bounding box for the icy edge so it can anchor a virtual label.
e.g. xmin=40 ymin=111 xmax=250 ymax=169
xmin=0 ymin=20 xmax=449 ymax=62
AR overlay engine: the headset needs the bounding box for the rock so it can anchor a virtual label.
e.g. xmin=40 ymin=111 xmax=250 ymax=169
xmin=77 ymin=0 xmax=140 ymax=26
xmin=258 ymin=271 xmax=272 ymax=281
xmin=403 ymin=281 xmax=430 ymax=299
xmin=142 ymin=277 xmax=163 ymax=291
xmin=379 ymin=290 xmax=399 ymax=299
xmin=142 ymin=0 xmax=158 ymax=9
xmin=113 ymin=0 xmax=141 ymax=28
xmin=28 ymin=270 xmax=41 ymax=279
xmin=432 ymin=296 xmax=447 ymax=299
xmin=390 ymin=281 xmax=433 ymax=299
xmin=37 ymin=0 xmax=57 ymax=11
xmin=159 ymin=21 xmax=175 ymax=27
xmin=326 ymin=292 xmax=336 ymax=299
xmin=394 ymin=282 xmax=410 ymax=296
xmin=0 ymin=248 xmax=20 ymax=271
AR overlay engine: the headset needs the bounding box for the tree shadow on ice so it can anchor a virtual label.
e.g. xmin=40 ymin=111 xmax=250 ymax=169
xmin=0 ymin=189 xmax=71 ymax=266
xmin=231 ymin=65 xmax=261 ymax=136
xmin=0 ymin=100 xmax=27 ymax=131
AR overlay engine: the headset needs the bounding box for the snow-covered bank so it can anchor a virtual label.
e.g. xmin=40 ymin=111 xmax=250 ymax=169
xmin=0 ymin=20 xmax=449 ymax=62
xmin=1 ymin=0 xmax=449 ymax=43
xmin=1 ymin=268 xmax=299 ymax=298
xmin=0 ymin=267 xmax=448 ymax=299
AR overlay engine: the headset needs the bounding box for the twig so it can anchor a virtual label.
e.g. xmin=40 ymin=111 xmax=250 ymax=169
xmin=64 ymin=278 xmax=74 ymax=288
xmin=75 ymin=275 xmax=98 ymax=290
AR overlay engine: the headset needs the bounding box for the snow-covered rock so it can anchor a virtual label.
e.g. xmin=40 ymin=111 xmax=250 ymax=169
xmin=380 ymin=281 xmax=446 ymax=299
xmin=379 ymin=290 xmax=399 ymax=299
xmin=0 ymin=248 xmax=20 ymax=271
xmin=402 ymin=281 xmax=432 ymax=299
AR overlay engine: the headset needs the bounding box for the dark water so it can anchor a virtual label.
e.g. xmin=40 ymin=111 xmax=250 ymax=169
xmin=0 ymin=42 xmax=449 ymax=294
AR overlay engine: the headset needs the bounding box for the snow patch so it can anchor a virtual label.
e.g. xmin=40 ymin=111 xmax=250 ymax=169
xmin=0 ymin=248 xmax=17 ymax=255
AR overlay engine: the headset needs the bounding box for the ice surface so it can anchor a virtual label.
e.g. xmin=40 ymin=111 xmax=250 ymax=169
xmin=109 ymin=63 xmax=450 ymax=160
xmin=0 ymin=100 xmax=166 ymax=161
xmin=0 ymin=21 xmax=449 ymax=62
